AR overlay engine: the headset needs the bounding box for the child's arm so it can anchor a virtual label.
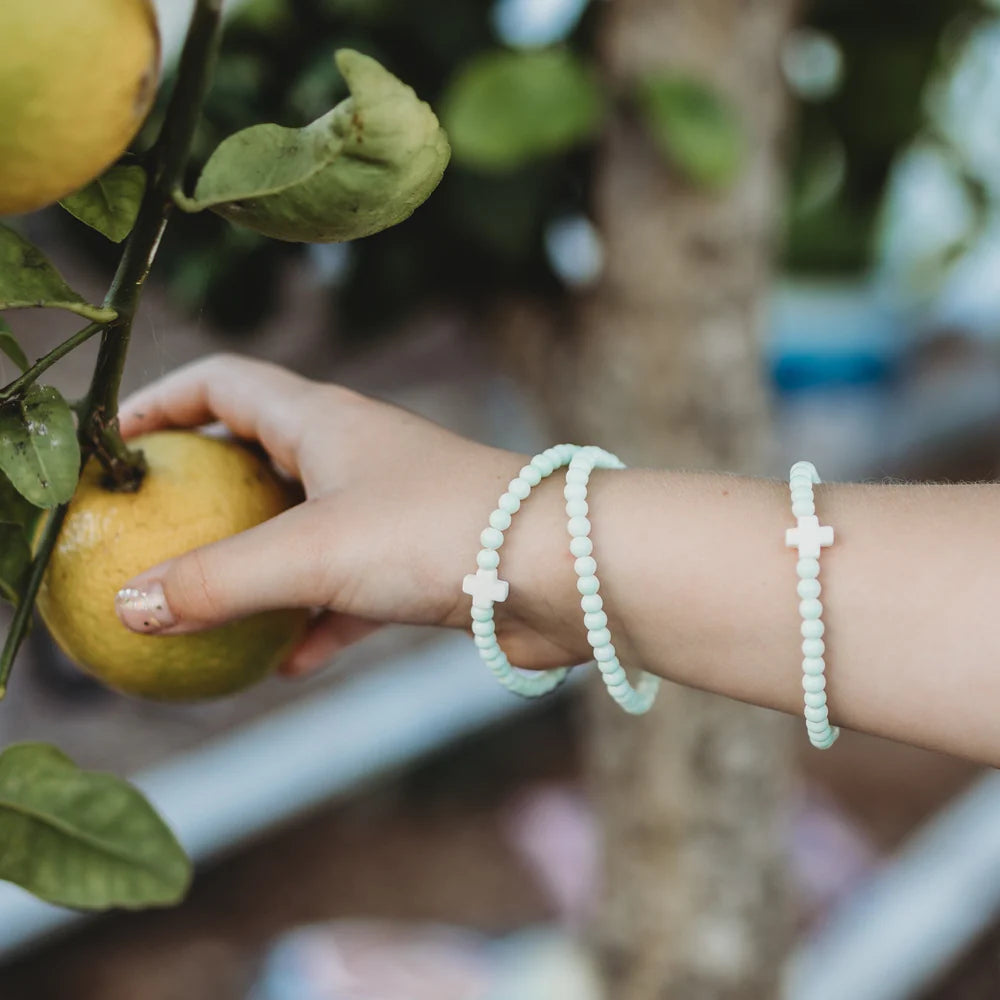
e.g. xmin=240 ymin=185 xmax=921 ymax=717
xmin=117 ymin=354 xmax=1000 ymax=766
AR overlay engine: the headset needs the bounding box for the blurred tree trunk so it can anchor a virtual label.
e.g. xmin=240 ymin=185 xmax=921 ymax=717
xmin=500 ymin=0 xmax=800 ymax=996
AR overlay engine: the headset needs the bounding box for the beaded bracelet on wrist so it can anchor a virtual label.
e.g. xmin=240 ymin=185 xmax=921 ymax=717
xmin=461 ymin=444 xmax=577 ymax=698
xmin=564 ymin=446 xmax=661 ymax=715
xmin=784 ymin=460 xmax=839 ymax=750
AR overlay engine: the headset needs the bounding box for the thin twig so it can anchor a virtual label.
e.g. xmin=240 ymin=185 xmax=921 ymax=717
xmin=0 ymin=505 xmax=67 ymax=697
xmin=0 ymin=322 xmax=105 ymax=402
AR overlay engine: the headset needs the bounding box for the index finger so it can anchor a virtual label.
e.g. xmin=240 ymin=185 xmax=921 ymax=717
xmin=119 ymin=354 xmax=316 ymax=478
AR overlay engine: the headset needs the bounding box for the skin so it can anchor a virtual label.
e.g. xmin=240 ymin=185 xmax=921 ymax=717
xmin=118 ymin=354 xmax=1000 ymax=768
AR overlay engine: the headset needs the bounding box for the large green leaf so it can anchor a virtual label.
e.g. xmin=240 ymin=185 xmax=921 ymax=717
xmin=0 ymin=523 xmax=30 ymax=607
xmin=441 ymin=49 xmax=605 ymax=173
xmin=0 ymin=743 xmax=191 ymax=910
xmin=635 ymin=75 xmax=745 ymax=190
xmin=0 ymin=318 xmax=28 ymax=373
xmin=59 ymin=165 xmax=147 ymax=244
xmin=188 ymin=49 xmax=451 ymax=243
xmin=0 ymin=385 xmax=80 ymax=507
xmin=0 ymin=226 xmax=116 ymax=322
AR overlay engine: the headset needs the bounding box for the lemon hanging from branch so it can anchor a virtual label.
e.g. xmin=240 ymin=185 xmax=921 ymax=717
xmin=36 ymin=433 xmax=308 ymax=701
xmin=0 ymin=0 xmax=160 ymax=216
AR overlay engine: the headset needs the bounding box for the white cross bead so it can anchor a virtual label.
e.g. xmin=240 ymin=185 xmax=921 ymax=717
xmin=785 ymin=515 xmax=834 ymax=560
xmin=462 ymin=567 xmax=510 ymax=608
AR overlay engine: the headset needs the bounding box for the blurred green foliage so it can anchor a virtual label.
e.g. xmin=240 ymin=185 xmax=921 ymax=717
xmin=787 ymin=0 xmax=984 ymax=273
xmin=71 ymin=0 xmax=988 ymax=336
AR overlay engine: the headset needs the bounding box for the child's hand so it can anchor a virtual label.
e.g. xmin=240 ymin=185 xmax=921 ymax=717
xmin=116 ymin=355 xmax=585 ymax=676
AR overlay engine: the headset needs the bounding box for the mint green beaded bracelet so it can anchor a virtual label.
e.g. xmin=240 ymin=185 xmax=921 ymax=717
xmin=462 ymin=444 xmax=578 ymax=698
xmin=565 ymin=446 xmax=661 ymax=715
xmin=784 ymin=460 xmax=839 ymax=749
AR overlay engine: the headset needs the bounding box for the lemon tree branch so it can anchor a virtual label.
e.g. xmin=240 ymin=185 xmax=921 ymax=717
xmin=0 ymin=0 xmax=226 ymax=697
xmin=80 ymin=0 xmax=224 ymax=487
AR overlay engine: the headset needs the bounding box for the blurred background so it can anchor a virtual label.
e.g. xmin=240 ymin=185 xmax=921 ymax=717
xmin=2 ymin=0 xmax=1000 ymax=996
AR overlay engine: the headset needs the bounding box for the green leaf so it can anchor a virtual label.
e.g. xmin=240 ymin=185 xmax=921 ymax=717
xmin=0 ymin=743 xmax=191 ymax=910
xmin=0 ymin=385 xmax=80 ymax=507
xmin=0 ymin=226 xmax=116 ymax=322
xmin=59 ymin=165 xmax=147 ymax=244
xmin=0 ymin=318 xmax=28 ymax=372
xmin=441 ymin=49 xmax=605 ymax=173
xmin=0 ymin=523 xmax=30 ymax=607
xmin=188 ymin=49 xmax=451 ymax=243
xmin=635 ymin=75 xmax=745 ymax=190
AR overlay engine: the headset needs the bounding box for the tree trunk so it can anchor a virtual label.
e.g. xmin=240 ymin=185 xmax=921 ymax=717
xmin=500 ymin=0 xmax=800 ymax=996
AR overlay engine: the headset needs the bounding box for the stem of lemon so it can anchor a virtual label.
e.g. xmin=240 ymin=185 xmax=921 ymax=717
xmin=0 ymin=0 xmax=225 ymax=695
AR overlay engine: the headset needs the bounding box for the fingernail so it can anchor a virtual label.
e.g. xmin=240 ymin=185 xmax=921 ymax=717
xmin=115 ymin=583 xmax=175 ymax=633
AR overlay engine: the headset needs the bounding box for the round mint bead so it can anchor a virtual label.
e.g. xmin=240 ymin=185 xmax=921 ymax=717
xmin=574 ymin=556 xmax=598 ymax=578
xmin=498 ymin=492 xmax=520 ymax=514
xmin=797 ymin=578 xmax=821 ymax=600
xmin=580 ymin=594 xmax=603 ymax=613
xmin=566 ymin=466 xmax=589 ymax=485
xmin=472 ymin=620 xmax=495 ymax=637
xmin=797 ymin=558 xmax=820 ymax=579
xmin=565 ymin=498 xmax=589 ymax=518
xmin=532 ymin=453 xmax=555 ymax=476
xmin=577 ymin=575 xmax=600 ymax=595
xmin=800 ymin=618 xmax=825 ymax=639
xmin=803 ymin=690 xmax=827 ymax=708
xmin=489 ymin=509 xmax=512 ymax=531
xmin=587 ymin=627 xmax=612 ymax=648
xmin=570 ymin=536 xmax=593 ymax=558
xmin=480 ymin=526 xmax=504 ymax=550
xmin=802 ymin=638 xmax=825 ymax=658
xmin=804 ymin=705 xmax=829 ymax=723
xmin=568 ymin=515 xmax=591 ymax=537
xmin=519 ymin=464 xmax=542 ymax=486
xmin=792 ymin=500 xmax=815 ymax=518
xmin=584 ymin=611 xmax=608 ymax=631
xmin=508 ymin=477 xmax=531 ymax=500
xmin=593 ymin=643 xmax=616 ymax=662
xmin=802 ymin=673 xmax=826 ymax=693
xmin=799 ymin=598 xmax=823 ymax=620
xmin=476 ymin=548 xmax=500 ymax=570
xmin=564 ymin=483 xmax=587 ymax=501
xmin=802 ymin=656 xmax=825 ymax=676
xmin=471 ymin=606 xmax=492 ymax=622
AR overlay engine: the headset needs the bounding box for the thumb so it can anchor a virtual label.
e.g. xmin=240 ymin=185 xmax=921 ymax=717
xmin=115 ymin=503 xmax=327 ymax=634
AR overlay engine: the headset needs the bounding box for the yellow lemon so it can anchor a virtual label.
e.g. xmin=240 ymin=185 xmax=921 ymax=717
xmin=0 ymin=0 xmax=160 ymax=216
xmin=37 ymin=432 xmax=308 ymax=701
